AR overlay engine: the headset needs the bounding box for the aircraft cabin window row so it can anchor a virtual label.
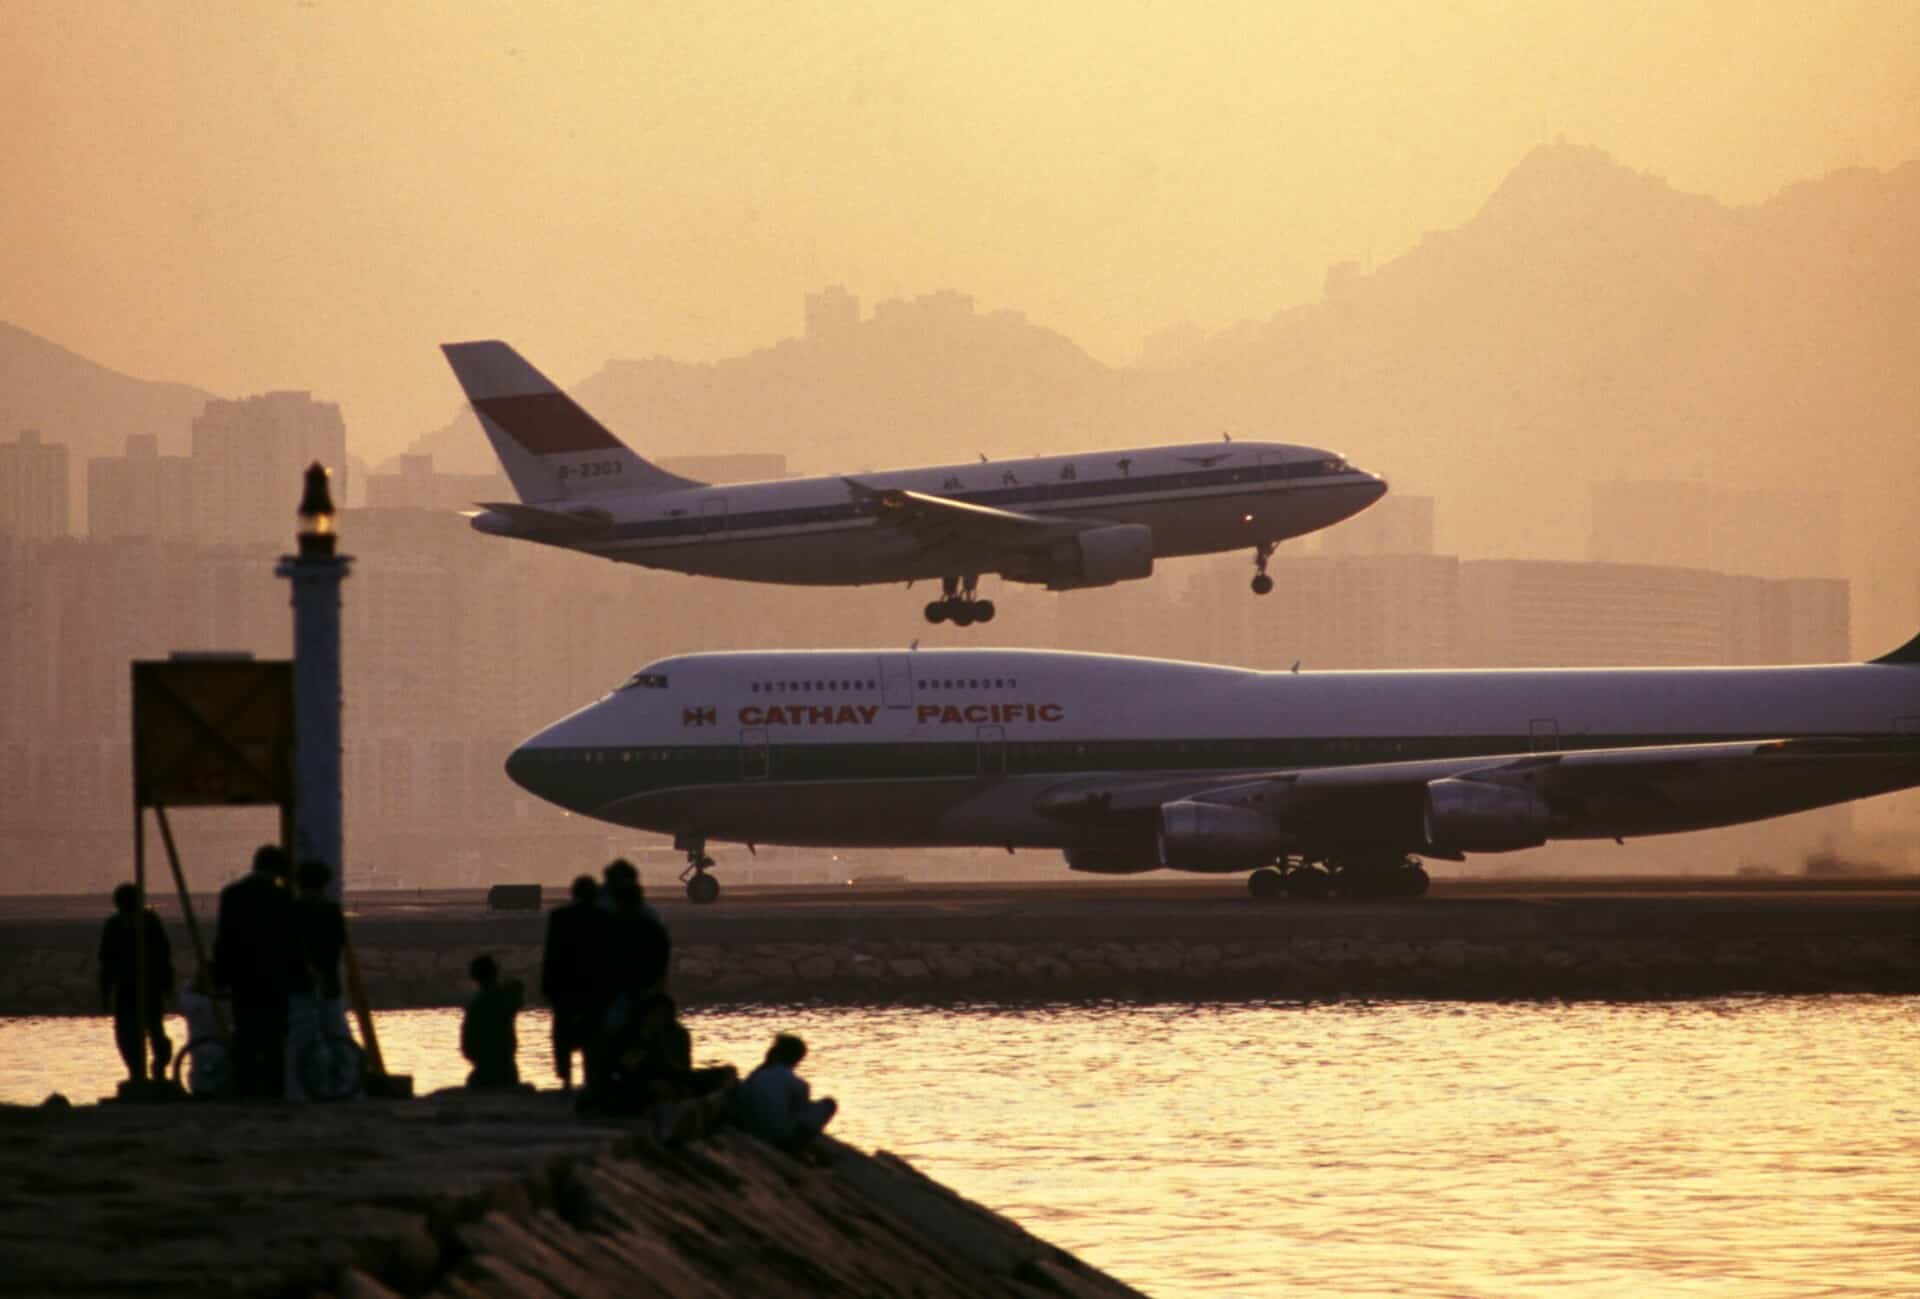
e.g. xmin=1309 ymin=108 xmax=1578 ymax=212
xmin=749 ymin=679 xmax=878 ymax=693
xmin=918 ymin=678 xmax=1018 ymax=690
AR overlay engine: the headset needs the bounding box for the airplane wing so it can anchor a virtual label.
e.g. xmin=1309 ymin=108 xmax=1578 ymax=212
xmin=1034 ymin=735 xmax=1920 ymax=848
xmin=845 ymin=479 xmax=1085 ymax=551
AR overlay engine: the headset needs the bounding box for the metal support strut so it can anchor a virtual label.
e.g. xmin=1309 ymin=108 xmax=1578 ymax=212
xmin=1251 ymin=541 xmax=1276 ymax=596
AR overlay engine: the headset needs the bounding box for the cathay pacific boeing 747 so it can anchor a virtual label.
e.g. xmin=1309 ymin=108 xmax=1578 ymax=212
xmin=505 ymin=635 xmax=1920 ymax=902
xmin=440 ymin=341 xmax=1386 ymax=624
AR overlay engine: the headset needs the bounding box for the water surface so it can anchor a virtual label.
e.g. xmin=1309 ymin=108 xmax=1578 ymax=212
xmin=5 ymin=997 xmax=1915 ymax=1299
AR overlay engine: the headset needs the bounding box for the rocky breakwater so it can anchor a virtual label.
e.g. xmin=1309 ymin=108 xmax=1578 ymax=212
xmin=0 ymin=1090 xmax=1144 ymax=1298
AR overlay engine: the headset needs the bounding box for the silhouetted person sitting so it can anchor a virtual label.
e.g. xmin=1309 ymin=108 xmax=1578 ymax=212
xmin=213 ymin=845 xmax=304 ymax=1098
xmin=461 ymin=954 xmax=524 ymax=1090
xmin=98 ymin=883 xmax=175 ymax=1084
xmin=732 ymin=1034 xmax=837 ymax=1153
xmin=597 ymin=993 xmax=735 ymax=1119
xmin=541 ymin=874 xmax=614 ymax=1090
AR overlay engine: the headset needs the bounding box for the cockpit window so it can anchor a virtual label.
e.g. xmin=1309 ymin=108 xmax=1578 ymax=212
xmin=617 ymin=672 xmax=669 ymax=691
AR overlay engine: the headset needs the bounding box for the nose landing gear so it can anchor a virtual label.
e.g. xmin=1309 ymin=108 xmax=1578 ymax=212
xmin=675 ymin=833 xmax=721 ymax=904
xmin=924 ymin=574 xmax=996 ymax=626
xmin=1251 ymin=541 xmax=1276 ymax=596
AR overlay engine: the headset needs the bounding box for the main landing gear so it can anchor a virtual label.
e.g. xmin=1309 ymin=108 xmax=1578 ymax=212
xmin=925 ymin=574 xmax=996 ymax=626
xmin=676 ymin=833 xmax=721 ymax=904
xmin=1245 ymin=855 xmax=1430 ymax=900
xmin=1251 ymin=541 xmax=1276 ymax=596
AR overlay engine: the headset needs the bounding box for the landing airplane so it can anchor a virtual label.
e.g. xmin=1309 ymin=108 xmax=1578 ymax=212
xmin=504 ymin=634 xmax=1920 ymax=902
xmin=439 ymin=341 xmax=1387 ymax=623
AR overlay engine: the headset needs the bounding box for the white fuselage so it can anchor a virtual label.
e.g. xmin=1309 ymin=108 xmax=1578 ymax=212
xmin=506 ymin=648 xmax=1920 ymax=864
xmin=474 ymin=442 xmax=1384 ymax=585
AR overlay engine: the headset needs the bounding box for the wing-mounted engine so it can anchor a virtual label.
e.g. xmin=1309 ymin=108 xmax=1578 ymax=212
xmin=1004 ymin=523 xmax=1154 ymax=590
xmin=1062 ymin=844 xmax=1161 ymax=874
xmin=1156 ymin=799 xmax=1292 ymax=872
xmin=1421 ymin=777 xmax=1555 ymax=852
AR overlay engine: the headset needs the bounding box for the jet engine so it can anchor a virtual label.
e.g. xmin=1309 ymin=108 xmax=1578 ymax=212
xmin=1422 ymin=778 xmax=1553 ymax=852
xmin=1156 ymin=799 xmax=1284 ymax=872
xmin=1034 ymin=524 xmax=1155 ymax=590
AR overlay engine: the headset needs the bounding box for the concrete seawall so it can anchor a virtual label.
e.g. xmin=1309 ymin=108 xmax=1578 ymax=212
xmin=4 ymin=882 xmax=1915 ymax=1013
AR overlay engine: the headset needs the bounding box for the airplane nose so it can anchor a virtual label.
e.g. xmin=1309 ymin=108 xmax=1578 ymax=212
xmin=504 ymin=743 xmax=542 ymax=796
xmin=504 ymin=731 xmax=577 ymax=808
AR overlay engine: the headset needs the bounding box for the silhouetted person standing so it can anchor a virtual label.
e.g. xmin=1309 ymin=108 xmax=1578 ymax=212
xmin=213 ymin=844 xmax=303 ymax=1098
xmin=461 ymin=954 xmax=524 ymax=1089
xmin=541 ymin=874 xmax=613 ymax=1090
xmin=98 ymin=883 xmax=174 ymax=1083
xmin=604 ymin=859 xmax=671 ymax=1000
xmin=287 ymin=860 xmax=351 ymax=1100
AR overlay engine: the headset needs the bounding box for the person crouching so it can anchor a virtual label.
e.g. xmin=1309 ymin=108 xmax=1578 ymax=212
xmin=460 ymin=954 xmax=524 ymax=1090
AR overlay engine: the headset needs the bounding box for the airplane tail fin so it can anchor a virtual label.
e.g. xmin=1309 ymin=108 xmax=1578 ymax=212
xmin=439 ymin=340 xmax=703 ymax=503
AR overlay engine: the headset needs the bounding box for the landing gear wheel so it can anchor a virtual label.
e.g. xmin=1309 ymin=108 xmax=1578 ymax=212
xmin=1251 ymin=540 xmax=1277 ymax=596
xmin=1395 ymin=863 xmax=1430 ymax=897
xmin=974 ymin=599 xmax=996 ymax=623
xmin=686 ymin=868 xmax=720 ymax=905
xmin=924 ymin=600 xmax=950 ymax=624
xmin=1247 ymin=867 xmax=1286 ymax=899
xmin=950 ymin=602 xmax=977 ymax=628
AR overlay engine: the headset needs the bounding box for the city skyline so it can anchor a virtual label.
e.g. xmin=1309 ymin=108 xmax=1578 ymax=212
xmin=0 ymin=441 xmax=1882 ymax=896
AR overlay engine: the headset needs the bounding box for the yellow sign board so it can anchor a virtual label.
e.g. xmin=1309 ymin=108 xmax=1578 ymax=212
xmin=132 ymin=659 xmax=293 ymax=808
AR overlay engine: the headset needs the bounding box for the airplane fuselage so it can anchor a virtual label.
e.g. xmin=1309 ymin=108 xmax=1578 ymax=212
xmin=506 ymin=648 xmax=1920 ymax=863
xmin=473 ymin=442 xmax=1384 ymax=586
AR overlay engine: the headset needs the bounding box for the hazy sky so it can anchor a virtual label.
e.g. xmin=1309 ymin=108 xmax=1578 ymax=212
xmin=4 ymin=1 xmax=1916 ymax=457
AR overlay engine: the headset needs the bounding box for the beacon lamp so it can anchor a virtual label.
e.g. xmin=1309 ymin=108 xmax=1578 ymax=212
xmin=297 ymin=462 xmax=336 ymax=557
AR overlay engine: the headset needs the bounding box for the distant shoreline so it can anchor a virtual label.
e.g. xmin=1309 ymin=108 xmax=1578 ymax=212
xmin=5 ymin=878 xmax=1915 ymax=1013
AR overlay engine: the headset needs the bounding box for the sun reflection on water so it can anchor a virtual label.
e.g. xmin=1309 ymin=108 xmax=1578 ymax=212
xmin=5 ymin=997 xmax=1917 ymax=1299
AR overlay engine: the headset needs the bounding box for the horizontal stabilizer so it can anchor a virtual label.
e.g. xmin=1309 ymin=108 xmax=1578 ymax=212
xmin=474 ymin=501 xmax=613 ymax=532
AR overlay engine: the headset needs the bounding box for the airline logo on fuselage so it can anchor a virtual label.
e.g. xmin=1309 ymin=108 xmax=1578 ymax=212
xmin=735 ymin=702 xmax=1064 ymax=727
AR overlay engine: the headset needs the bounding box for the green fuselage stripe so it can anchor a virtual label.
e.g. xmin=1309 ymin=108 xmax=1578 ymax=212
xmin=519 ymin=730 xmax=1809 ymax=811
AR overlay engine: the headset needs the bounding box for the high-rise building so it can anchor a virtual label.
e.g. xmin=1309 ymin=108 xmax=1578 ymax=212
xmin=0 ymin=429 xmax=71 ymax=540
xmin=1459 ymin=560 xmax=1848 ymax=668
xmin=87 ymin=434 xmax=194 ymax=541
xmin=1590 ymin=481 xmax=1847 ymax=580
xmin=362 ymin=454 xmax=511 ymax=511
xmin=1179 ymin=551 xmax=1459 ymax=670
xmin=1318 ymin=495 xmax=1435 ymax=556
xmin=190 ymin=393 xmax=347 ymax=549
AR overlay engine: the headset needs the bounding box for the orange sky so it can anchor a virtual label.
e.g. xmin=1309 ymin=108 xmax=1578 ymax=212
xmin=3 ymin=1 xmax=1916 ymax=457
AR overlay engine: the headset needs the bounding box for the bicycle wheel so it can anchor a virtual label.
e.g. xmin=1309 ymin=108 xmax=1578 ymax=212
xmin=171 ymin=1036 xmax=234 ymax=1099
xmin=298 ymin=1033 xmax=366 ymax=1102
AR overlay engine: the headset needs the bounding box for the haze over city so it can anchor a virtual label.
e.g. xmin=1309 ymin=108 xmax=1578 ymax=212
xmin=3 ymin=1 xmax=1919 ymax=894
